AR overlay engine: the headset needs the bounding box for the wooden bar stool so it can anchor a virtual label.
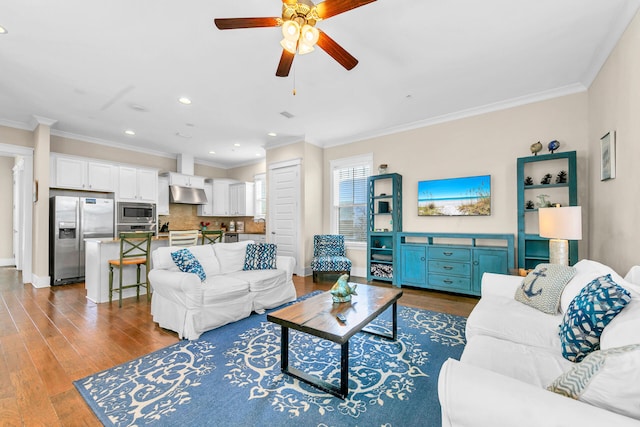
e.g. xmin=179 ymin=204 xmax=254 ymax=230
xmin=108 ymin=231 xmax=153 ymax=308
xmin=200 ymin=229 xmax=224 ymax=245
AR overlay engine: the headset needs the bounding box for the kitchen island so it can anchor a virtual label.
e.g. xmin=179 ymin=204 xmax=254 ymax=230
xmin=84 ymin=236 xmax=170 ymax=304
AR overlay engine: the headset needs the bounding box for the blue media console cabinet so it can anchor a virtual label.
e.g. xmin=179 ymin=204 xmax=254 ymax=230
xmin=395 ymin=233 xmax=515 ymax=296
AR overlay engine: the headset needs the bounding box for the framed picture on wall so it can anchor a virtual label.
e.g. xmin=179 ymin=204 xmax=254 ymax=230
xmin=600 ymin=131 xmax=616 ymax=181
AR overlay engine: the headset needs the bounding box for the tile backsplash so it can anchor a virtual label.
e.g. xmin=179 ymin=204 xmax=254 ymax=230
xmin=158 ymin=204 xmax=265 ymax=233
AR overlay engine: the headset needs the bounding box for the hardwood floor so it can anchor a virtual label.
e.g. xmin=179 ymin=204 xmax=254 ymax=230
xmin=0 ymin=267 xmax=477 ymax=425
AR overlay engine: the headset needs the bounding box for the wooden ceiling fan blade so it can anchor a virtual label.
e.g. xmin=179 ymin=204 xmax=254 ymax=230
xmin=316 ymin=0 xmax=377 ymax=19
xmin=276 ymin=50 xmax=295 ymax=77
xmin=214 ymin=17 xmax=280 ymax=30
xmin=282 ymin=0 xmax=298 ymax=4
xmin=316 ymin=30 xmax=358 ymax=70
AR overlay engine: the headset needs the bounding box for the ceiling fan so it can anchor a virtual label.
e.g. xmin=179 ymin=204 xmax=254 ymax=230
xmin=214 ymin=0 xmax=376 ymax=77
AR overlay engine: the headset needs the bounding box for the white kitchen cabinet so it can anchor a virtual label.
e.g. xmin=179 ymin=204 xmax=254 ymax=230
xmin=168 ymin=172 xmax=205 ymax=189
xmin=51 ymin=154 xmax=115 ymax=192
xmin=157 ymin=175 xmax=170 ymax=215
xmin=229 ymin=182 xmax=255 ymax=216
xmin=197 ymin=181 xmax=215 ymax=216
xmin=212 ymin=179 xmax=234 ymax=216
xmin=117 ymin=166 xmax=157 ymax=202
xmin=239 ymin=233 xmax=266 ymax=243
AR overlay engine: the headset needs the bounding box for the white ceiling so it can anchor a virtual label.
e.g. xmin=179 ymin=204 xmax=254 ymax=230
xmin=1 ymin=0 xmax=639 ymax=168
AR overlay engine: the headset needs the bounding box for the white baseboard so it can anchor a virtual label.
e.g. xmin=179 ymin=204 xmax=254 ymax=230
xmin=30 ymin=273 xmax=51 ymax=288
xmin=0 ymin=258 xmax=15 ymax=267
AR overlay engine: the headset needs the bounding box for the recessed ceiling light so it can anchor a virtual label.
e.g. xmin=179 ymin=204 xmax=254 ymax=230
xmin=209 ymin=151 xmax=216 ymax=155
xmin=0 ymin=26 xmax=7 ymax=34
xmin=234 ymin=143 xmax=241 ymax=147
xmin=124 ymin=129 xmax=135 ymax=136
xmin=178 ymin=97 xmax=192 ymax=105
xmin=256 ymin=153 xmax=261 ymax=157
xmin=267 ymin=132 xmax=277 ymax=137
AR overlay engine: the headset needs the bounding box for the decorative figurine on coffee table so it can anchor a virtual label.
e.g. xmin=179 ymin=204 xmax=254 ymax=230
xmin=330 ymin=274 xmax=358 ymax=303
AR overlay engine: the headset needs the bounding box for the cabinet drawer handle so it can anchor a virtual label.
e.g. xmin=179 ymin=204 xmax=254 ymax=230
xmin=420 ymin=257 xmax=425 ymax=261
xmin=444 ymin=279 xmax=453 ymax=284
xmin=443 ymin=252 xmax=453 ymax=256
xmin=443 ymin=266 xmax=453 ymax=270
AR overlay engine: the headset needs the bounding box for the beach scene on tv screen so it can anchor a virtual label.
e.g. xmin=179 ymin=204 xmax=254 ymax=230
xmin=418 ymin=175 xmax=491 ymax=216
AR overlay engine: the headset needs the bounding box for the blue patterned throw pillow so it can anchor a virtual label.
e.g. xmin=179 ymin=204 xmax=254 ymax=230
xmin=243 ymin=243 xmax=277 ymax=271
xmin=559 ymin=274 xmax=631 ymax=362
xmin=171 ymin=248 xmax=206 ymax=281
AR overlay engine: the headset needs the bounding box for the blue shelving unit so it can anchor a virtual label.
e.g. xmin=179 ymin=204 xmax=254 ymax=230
xmin=517 ymin=151 xmax=578 ymax=269
xmin=367 ymin=173 xmax=402 ymax=284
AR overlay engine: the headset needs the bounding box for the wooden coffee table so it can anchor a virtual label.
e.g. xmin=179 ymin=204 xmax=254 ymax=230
xmin=267 ymin=284 xmax=403 ymax=399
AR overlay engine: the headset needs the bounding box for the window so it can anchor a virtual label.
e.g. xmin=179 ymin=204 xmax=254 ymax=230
xmin=254 ymin=173 xmax=266 ymax=220
xmin=330 ymin=154 xmax=373 ymax=245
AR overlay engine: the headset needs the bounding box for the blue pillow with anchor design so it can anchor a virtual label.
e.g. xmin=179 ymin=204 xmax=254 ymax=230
xmin=515 ymin=263 xmax=576 ymax=314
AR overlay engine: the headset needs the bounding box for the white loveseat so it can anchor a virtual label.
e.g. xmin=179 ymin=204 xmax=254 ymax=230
xmin=148 ymin=241 xmax=296 ymax=340
xmin=438 ymin=260 xmax=640 ymax=427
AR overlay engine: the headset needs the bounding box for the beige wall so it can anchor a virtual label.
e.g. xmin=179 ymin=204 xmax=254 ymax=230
xmin=587 ymin=11 xmax=640 ymax=274
xmin=303 ymin=143 xmax=324 ymax=270
xmin=0 ymin=126 xmax=32 ymax=148
xmin=324 ymin=93 xmax=590 ymax=271
xmin=51 ymin=135 xmax=176 ymax=172
xmin=0 ymin=156 xmax=14 ymax=262
xmin=227 ymin=161 xmax=266 ymax=182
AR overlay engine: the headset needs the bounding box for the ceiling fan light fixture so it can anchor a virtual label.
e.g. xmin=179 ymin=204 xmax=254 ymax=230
xmin=298 ymin=41 xmax=315 ymax=55
xmin=280 ymin=38 xmax=297 ymax=54
xmin=300 ymin=25 xmax=319 ymax=46
xmin=281 ymin=20 xmax=300 ymax=41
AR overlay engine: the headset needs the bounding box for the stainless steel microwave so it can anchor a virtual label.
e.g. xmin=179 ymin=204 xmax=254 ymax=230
xmin=117 ymin=202 xmax=156 ymax=225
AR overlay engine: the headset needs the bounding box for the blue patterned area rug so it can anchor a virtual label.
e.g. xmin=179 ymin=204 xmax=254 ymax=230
xmin=74 ymin=292 xmax=466 ymax=426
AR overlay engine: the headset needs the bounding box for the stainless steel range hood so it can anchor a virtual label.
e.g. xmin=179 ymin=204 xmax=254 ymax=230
xmin=169 ymin=185 xmax=207 ymax=205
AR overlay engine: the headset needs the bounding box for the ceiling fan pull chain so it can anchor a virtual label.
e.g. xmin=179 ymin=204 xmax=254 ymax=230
xmin=292 ymin=64 xmax=297 ymax=96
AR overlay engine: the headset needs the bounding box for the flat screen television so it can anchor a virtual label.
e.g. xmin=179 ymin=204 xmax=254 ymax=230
xmin=418 ymin=174 xmax=491 ymax=216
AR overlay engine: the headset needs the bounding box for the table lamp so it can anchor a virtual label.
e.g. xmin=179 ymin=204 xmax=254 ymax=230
xmin=538 ymin=206 xmax=582 ymax=266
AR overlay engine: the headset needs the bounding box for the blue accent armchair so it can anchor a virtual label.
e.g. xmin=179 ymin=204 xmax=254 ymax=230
xmin=311 ymin=235 xmax=352 ymax=282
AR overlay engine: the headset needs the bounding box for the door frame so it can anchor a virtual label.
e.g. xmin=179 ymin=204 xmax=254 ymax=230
xmin=268 ymin=158 xmax=302 ymax=276
xmin=0 ymin=143 xmax=33 ymax=283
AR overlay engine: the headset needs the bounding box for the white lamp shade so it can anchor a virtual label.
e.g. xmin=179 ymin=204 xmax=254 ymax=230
xmin=300 ymin=25 xmax=319 ymax=45
xmin=281 ymin=20 xmax=300 ymax=41
xmin=539 ymin=206 xmax=582 ymax=240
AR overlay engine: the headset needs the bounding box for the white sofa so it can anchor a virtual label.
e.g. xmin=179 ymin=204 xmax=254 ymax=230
xmin=439 ymin=260 xmax=640 ymax=427
xmin=148 ymin=241 xmax=297 ymax=340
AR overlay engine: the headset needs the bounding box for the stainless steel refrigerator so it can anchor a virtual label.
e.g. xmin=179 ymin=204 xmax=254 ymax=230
xmin=49 ymin=195 xmax=115 ymax=285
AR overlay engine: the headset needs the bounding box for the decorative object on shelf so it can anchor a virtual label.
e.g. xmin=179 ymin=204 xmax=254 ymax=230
xmin=540 ymin=173 xmax=552 ymax=185
xmin=525 ymin=200 xmax=535 ymax=210
xmin=530 ymin=141 xmax=543 ymax=156
xmin=329 ymin=274 xmax=357 ymax=303
xmin=555 ymin=170 xmax=567 ymax=184
xmin=600 ymin=131 xmax=616 ymax=181
xmin=378 ymin=201 xmax=390 ymax=213
xmin=524 ymin=176 xmax=534 ymax=186
xmin=539 ymin=206 xmax=582 ymax=266
xmin=548 ymin=140 xmax=560 ymax=154
xmin=536 ymin=194 xmax=551 ymax=208
xmin=200 ymin=221 xmax=210 ymax=231
xmin=377 ymin=164 xmax=388 ymax=175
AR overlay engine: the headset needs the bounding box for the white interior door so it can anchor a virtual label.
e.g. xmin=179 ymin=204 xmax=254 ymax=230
xmin=268 ymin=160 xmax=301 ymax=275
